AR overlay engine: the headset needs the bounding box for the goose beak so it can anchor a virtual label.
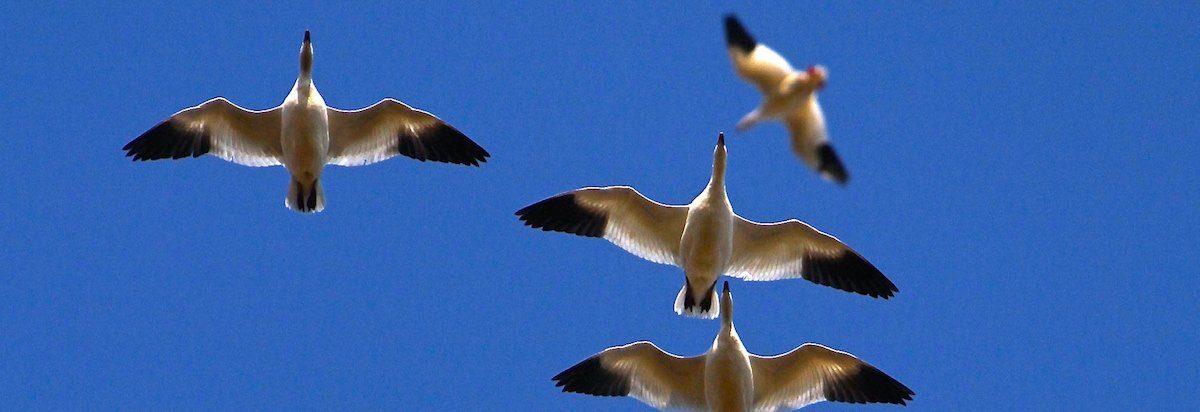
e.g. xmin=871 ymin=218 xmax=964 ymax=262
xmin=304 ymin=30 xmax=311 ymax=44
xmin=717 ymin=132 xmax=725 ymax=147
xmin=720 ymin=281 xmax=734 ymax=322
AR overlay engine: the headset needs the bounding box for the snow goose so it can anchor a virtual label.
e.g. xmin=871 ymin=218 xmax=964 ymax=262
xmin=122 ymin=31 xmax=490 ymax=213
xmin=516 ymin=133 xmax=896 ymax=319
xmin=553 ymin=282 xmax=914 ymax=410
xmin=724 ymin=14 xmax=848 ymax=185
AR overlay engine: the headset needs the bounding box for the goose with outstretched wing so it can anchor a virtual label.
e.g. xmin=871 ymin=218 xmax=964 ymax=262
xmin=517 ymin=133 xmax=897 ymax=319
xmin=724 ymin=14 xmax=848 ymax=185
xmin=553 ymin=282 xmax=914 ymax=410
xmin=123 ymin=31 xmax=489 ymax=213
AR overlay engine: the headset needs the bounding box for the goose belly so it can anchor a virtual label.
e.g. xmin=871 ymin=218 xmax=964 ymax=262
xmin=705 ymin=349 xmax=754 ymax=411
xmin=761 ymin=95 xmax=794 ymax=118
xmin=679 ymin=209 xmax=732 ymax=276
xmin=281 ymin=105 xmax=329 ymax=175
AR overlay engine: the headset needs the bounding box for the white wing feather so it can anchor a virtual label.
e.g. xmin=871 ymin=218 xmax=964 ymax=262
xmin=326 ymin=98 xmax=488 ymax=167
xmin=727 ymin=215 xmax=847 ymax=281
xmin=730 ymin=44 xmax=795 ymax=96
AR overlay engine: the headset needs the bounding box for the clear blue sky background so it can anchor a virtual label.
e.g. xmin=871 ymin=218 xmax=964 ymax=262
xmin=2 ymin=2 xmax=1197 ymax=410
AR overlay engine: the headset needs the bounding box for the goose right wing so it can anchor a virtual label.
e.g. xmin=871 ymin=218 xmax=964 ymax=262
xmin=553 ymin=341 xmax=707 ymax=410
xmin=326 ymin=98 xmax=489 ymax=167
xmin=725 ymin=15 xmax=795 ymax=95
xmin=751 ymin=343 xmax=914 ymax=411
xmin=728 ymin=215 xmax=897 ymax=298
xmin=516 ymin=186 xmax=688 ymax=266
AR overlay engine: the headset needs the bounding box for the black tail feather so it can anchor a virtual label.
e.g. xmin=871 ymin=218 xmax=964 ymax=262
xmin=306 ymin=181 xmax=318 ymax=211
xmin=683 ymin=279 xmax=719 ymax=314
xmin=294 ymin=180 xmax=305 ymax=210
xmin=682 ymin=278 xmax=696 ymax=310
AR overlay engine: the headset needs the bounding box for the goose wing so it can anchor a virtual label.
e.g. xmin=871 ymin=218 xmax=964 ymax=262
xmin=725 ymin=15 xmax=795 ymax=96
xmin=751 ymin=343 xmax=913 ymax=411
xmin=727 ymin=215 xmax=897 ymax=298
xmin=785 ymin=99 xmax=848 ymax=184
xmin=553 ymin=341 xmax=707 ymax=410
xmin=123 ymin=97 xmax=282 ymax=167
xmin=326 ymin=98 xmax=489 ymax=167
xmin=516 ymin=186 xmax=688 ymax=266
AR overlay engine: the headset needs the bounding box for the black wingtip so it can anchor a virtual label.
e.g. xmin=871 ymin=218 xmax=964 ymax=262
xmin=724 ymin=14 xmax=756 ymax=54
xmin=515 ymin=193 xmax=607 ymax=238
xmin=398 ymin=123 xmax=490 ymax=166
xmin=816 ymin=143 xmax=849 ymax=185
xmin=802 ymin=250 xmax=898 ymax=299
xmin=123 ymin=120 xmax=211 ymax=162
xmin=722 ymin=280 xmax=730 ymax=293
xmin=718 ymin=132 xmax=725 ymax=146
xmin=824 ymin=363 xmax=915 ymax=405
xmin=552 ymin=356 xmax=630 ymax=397
xmin=304 ymin=30 xmax=311 ymax=43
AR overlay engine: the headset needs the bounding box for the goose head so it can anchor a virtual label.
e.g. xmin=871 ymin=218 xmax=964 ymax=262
xmin=806 ymin=65 xmax=828 ymax=90
xmin=299 ymin=30 xmax=314 ymax=79
xmin=710 ymin=132 xmax=728 ymax=189
xmin=720 ymin=281 xmax=736 ymax=331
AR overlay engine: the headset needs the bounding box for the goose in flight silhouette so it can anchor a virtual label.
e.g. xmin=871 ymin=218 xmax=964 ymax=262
xmin=516 ymin=133 xmax=897 ymax=319
xmin=553 ymin=282 xmax=914 ymax=410
xmin=123 ymin=31 xmax=489 ymax=213
xmin=725 ymin=14 xmax=848 ymax=185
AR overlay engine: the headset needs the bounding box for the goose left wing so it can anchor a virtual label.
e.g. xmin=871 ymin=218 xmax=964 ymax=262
xmin=750 ymin=343 xmax=913 ymax=411
xmin=123 ymin=97 xmax=282 ymax=167
xmin=785 ymin=99 xmax=848 ymax=185
xmin=516 ymin=186 xmax=688 ymax=266
xmin=553 ymin=341 xmax=707 ymax=410
xmin=727 ymin=215 xmax=897 ymax=298
xmin=327 ymin=99 xmax=489 ymax=167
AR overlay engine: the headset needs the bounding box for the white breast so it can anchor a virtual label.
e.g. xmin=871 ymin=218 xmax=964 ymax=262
xmin=280 ymin=84 xmax=330 ymax=174
xmin=705 ymin=336 xmax=754 ymax=411
xmin=680 ymin=191 xmax=734 ymax=276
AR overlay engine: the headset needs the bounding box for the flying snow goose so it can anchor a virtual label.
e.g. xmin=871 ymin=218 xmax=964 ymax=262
xmin=516 ymin=133 xmax=896 ymax=319
xmin=553 ymin=282 xmax=914 ymax=410
xmin=122 ymin=31 xmax=490 ymax=213
xmin=724 ymin=14 xmax=848 ymax=185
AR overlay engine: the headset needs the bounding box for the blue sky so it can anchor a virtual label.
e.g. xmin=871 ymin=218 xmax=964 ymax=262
xmin=2 ymin=1 xmax=1198 ymax=410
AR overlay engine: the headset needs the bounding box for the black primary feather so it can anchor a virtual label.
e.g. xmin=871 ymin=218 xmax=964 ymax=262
xmin=552 ymin=356 xmax=630 ymax=397
xmin=724 ymin=14 xmax=757 ymax=54
xmin=515 ymin=193 xmax=607 ymax=238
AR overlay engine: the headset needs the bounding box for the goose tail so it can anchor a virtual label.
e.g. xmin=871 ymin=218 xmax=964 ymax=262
xmin=286 ymin=177 xmax=325 ymax=213
xmin=674 ymin=278 xmax=720 ymax=319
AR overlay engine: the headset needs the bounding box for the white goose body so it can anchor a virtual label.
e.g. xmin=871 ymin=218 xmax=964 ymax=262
xmin=280 ymin=80 xmax=328 ymax=177
xmin=517 ymin=133 xmax=898 ymax=319
xmin=280 ymin=38 xmax=331 ymax=211
xmin=705 ymin=318 xmax=755 ymax=411
xmin=123 ymin=31 xmax=490 ymax=213
xmin=723 ymin=14 xmax=848 ymax=185
xmin=677 ymin=142 xmax=735 ymax=316
xmin=553 ymin=282 xmax=914 ymax=411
